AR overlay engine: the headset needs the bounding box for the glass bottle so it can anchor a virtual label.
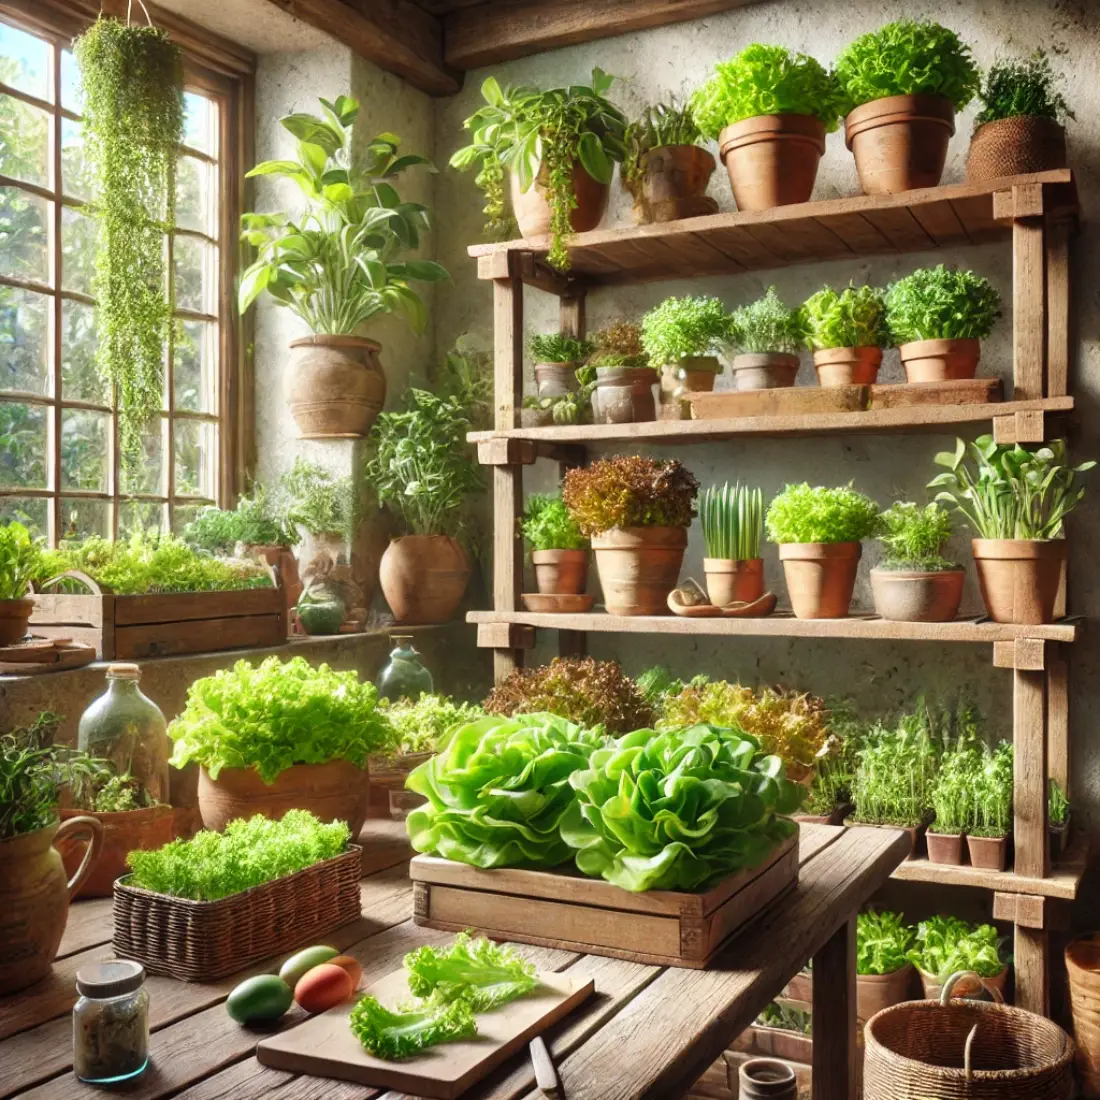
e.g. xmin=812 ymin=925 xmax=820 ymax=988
xmin=73 ymin=960 xmax=150 ymax=1084
xmin=77 ymin=664 xmax=169 ymax=804
xmin=377 ymin=635 xmax=433 ymax=701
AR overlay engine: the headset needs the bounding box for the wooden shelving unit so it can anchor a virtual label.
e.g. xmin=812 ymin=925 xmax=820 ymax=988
xmin=468 ymin=170 xmax=1082 ymax=1018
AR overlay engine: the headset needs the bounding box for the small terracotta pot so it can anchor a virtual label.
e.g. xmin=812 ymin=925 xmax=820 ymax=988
xmin=532 ymin=548 xmax=589 ymax=596
xmin=659 ymin=356 xmax=718 ymax=418
xmin=704 ymin=558 xmax=765 ymax=608
xmin=779 ymin=542 xmax=861 ymax=619
xmin=972 ymin=538 xmax=1066 ymax=625
xmin=968 ymin=116 xmax=1067 ymax=183
xmin=845 ymin=94 xmax=955 ymax=194
xmin=0 ymin=596 xmax=34 ymax=647
xmin=813 ymin=347 xmax=882 ymax=387
xmin=718 ymin=113 xmax=825 ymax=210
xmin=534 ymin=362 xmax=579 ymax=398
xmin=286 ymin=335 xmax=386 ymax=439
xmin=730 ymin=352 xmax=800 ymax=391
xmin=858 ymin=963 xmax=915 ymax=1022
xmin=926 ymin=830 xmax=966 ymax=866
xmin=967 ymin=833 xmax=1010 ymax=872
xmin=739 ymin=1058 xmax=798 ymax=1100
xmin=870 ymin=567 xmax=965 ymax=623
xmin=379 ymin=535 xmax=470 ymax=625
xmin=919 ymin=965 xmax=1009 ymax=1002
xmin=898 ymin=338 xmax=981 ymax=382
xmin=630 ymin=144 xmax=718 ymax=223
xmin=591 ymin=526 xmax=687 ymax=616
xmin=593 ymin=367 xmax=658 ymax=424
xmin=511 ymin=160 xmax=609 ymax=241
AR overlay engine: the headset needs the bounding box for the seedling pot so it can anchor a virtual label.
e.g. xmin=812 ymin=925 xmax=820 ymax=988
xmin=532 ymin=548 xmax=589 ymax=595
xmin=591 ymin=525 xmax=687 ymax=616
xmin=0 ymin=596 xmax=34 ymax=646
xmin=779 ymin=542 xmax=861 ymax=619
xmin=858 ymin=963 xmax=916 ymax=1022
xmin=870 ymin=567 xmax=965 ymax=623
xmin=845 ymin=93 xmax=955 ymax=194
xmin=813 ymin=346 xmax=882 ymax=386
xmin=844 ymin=815 xmax=924 ymax=861
xmin=287 ymin=335 xmax=385 ymax=439
xmin=968 ymin=116 xmax=1066 ymax=182
xmin=534 ymin=362 xmax=579 ymax=398
xmin=898 ymin=337 xmax=981 ymax=382
xmin=704 ymin=557 xmax=765 ymax=608
xmin=925 ymin=830 xmax=966 ymax=866
xmin=1050 ymin=816 xmax=1071 ymax=860
xmin=631 ymin=144 xmax=718 ymax=223
xmin=967 ymin=833 xmax=1010 ymax=872
xmin=972 ymin=538 xmax=1066 ymax=624
xmin=719 ymin=113 xmax=825 ymax=210
xmin=379 ymin=535 xmax=470 ymax=625
xmin=511 ymin=160 xmax=609 ymax=241
xmin=730 ymin=352 xmax=799 ymax=391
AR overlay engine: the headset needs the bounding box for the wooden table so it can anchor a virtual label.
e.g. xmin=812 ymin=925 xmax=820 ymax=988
xmin=0 ymin=820 xmax=909 ymax=1100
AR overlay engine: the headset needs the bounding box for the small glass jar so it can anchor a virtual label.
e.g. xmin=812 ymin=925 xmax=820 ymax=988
xmin=377 ymin=635 xmax=433 ymax=701
xmin=73 ymin=960 xmax=149 ymax=1084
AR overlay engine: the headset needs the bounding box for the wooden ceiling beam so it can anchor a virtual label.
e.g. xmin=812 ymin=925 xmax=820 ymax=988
xmin=444 ymin=0 xmax=763 ymax=70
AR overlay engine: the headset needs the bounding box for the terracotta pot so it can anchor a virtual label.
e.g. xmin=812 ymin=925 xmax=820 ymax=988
xmin=858 ymin=963 xmax=915 ymax=1022
xmin=926 ymin=830 xmax=966 ymax=866
xmin=845 ymin=94 xmax=955 ymax=194
xmin=0 ymin=817 xmax=104 ymax=994
xmin=967 ymin=833 xmax=1010 ymax=872
xmin=730 ymin=352 xmax=800 ymax=391
xmin=631 ymin=144 xmax=718 ymax=223
xmin=593 ymin=367 xmax=657 ymax=424
xmin=1066 ymin=934 xmax=1100 ymax=1096
xmin=379 ymin=535 xmax=470 ymax=625
xmin=718 ymin=114 xmax=825 ymax=210
xmin=919 ymin=965 xmax=1009 ymax=1002
xmin=534 ymin=362 xmax=579 ymax=398
xmin=968 ymin=116 xmax=1067 ymax=183
xmin=898 ymin=338 xmax=981 ymax=382
xmin=704 ymin=558 xmax=765 ymax=608
xmin=286 ymin=335 xmax=386 ymax=439
xmin=532 ymin=548 xmax=588 ymax=596
xmin=870 ymin=567 xmax=965 ymax=623
xmin=0 ymin=595 xmax=34 ymax=646
xmin=511 ymin=160 xmax=609 ymax=241
xmin=972 ymin=538 xmax=1066 ymax=625
xmin=198 ymin=760 xmax=370 ymax=837
xmin=813 ymin=347 xmax=882 ymax=387
xmin=659 ymin=356 xmax=718 ymax=418
xmin=591 ymin=526 xmax=687 ymax=616
xmin=56 ymin=804 xmax=174 ymax=899
xmin=779 ymin=542 xmax=861 ymax=619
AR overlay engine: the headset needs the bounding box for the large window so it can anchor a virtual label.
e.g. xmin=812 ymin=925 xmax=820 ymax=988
xmin=0 ymin=6 xmax=251 ymax=543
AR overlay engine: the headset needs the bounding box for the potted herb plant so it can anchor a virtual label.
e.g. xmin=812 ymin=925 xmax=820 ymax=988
xmin=700 ymin=482 xmax=765 ymax=607
xmin=522 ymin=494 xmax=589 ymax=597
xmin=641 ymin=295 xmax=729 ymax=415
xmin=766 ymin=483 xmax=879 ymax=619
xmin=0 ymin=521 xmax=42 ymax=646
xmin=621 ymin=100 xmax=717 ymax=223
xmin=799 ymin=284 xmax=888 ymax=387
xmin=588 ymin=321 xmax=658 ymax=424
xmin=239 ymin=95 xmax=448 ymax=439
xmin=1049 ymin=779 xmax=1071 ymax=859
xmin=910 ymin=915 xmax=1009 ymax=1000
xmin=529 ymin=333 xmax=593 ymax=398
xmin=450 ymin=70 xmax=627 ymax=270
xmin=969 ymin=50 xmax=1073 ymax=182
xmin=927 ymin=738 xmax=979 ymax=866
xmin=930 ymin=436 xmax=1093 ymax=624
xmin=856 ymin=910 xmax=916 ymax=1020
xmin=834 ymin=20 xmax=979 ymax=194
xmin=968 ymin=741 xmax=1013 ymax=871
xmin=366 ymin=390 xmax=483 ymax=625
xmin=798 ymin=718 xmax=860 ymax=824
xmin=727 ymin=287 xmax=803 ymax=390
xmin=691 ymin=44 xmax=840 ymax=210
xmin=871 ymin=502 xmax=964 ymax=623
xmin=885 ymin=265 xmax=1001 ymax=382
xmin=562 ymin=457 xmax=698 ymax=616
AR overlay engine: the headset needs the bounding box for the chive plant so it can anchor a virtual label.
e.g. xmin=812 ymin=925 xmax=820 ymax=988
xmin=700 ymin=482 xmax=764 ymax=561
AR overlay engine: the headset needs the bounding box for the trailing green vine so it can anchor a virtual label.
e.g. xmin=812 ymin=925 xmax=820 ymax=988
xmin=74 ymin=16 xmax=183 ymax=465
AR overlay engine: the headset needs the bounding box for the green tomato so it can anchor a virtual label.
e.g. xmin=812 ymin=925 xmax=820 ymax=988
xmin=226 ymin=974 xmax=293 ymax=1024
xmin=278 ymin=945 xmax=340 ymax=989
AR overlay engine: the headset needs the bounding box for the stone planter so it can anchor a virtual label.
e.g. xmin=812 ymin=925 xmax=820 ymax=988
xmin=532 ymin=548 xmax=588 ymax=595
xmin=286 ymin=335 xmax=385 ymax=439
xmin=968 ymin=116 xmax=1067 ymax=183
xmin=972 ymin=538 xmax=1066 ymax=624
xmin=898 ymin=338 xmax=981 ymax=382
xmin=718 ymin=114 xmax=825 ymax=210
xmin=845 ymin=94 xmax=955 ymax=194
xmin=779 ymin=542 xmax=861 ymax=619
xmin=870 ymin=567 xmax=965 ymax=623
xmin=813 ymin=346 xmax=882 ymax=387
xmin=379 ymin=535 xmax=470 ymax=625
xmin=591 ymin=526 xmax=687 ymax=616
xmin=511 ymin=160 xmax=609 ymax=241
xmin=730 ymin=352 xmax=799 ymax=391
xmin=592 ymin=367 xmax=657 ymax=424
xmin=630 ymin=144 xmax=718 ymax=223
xmin=534 ymin=362 xmax=579 ymax=398
xmin=704 ymin=558 xmax=765 ymax=608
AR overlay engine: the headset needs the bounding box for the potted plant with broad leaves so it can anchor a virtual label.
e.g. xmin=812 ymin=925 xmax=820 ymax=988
xmin=799 ymin=284 xmax=888 ymax=387
xmin=766 ymin=483 xmax=879 ymax=619
xmin=834 ymin=20 xmax=979 ymax=194
xmin=239 ymin=94 xmax=448 ymax=439
xmin=871 ymin=502 xmax=964 ymax=623
xmin=641 ymin=295 xmax=729 ymax=416
xmin=1049 ymin=779 xmax=1071 ymax=859
xmin=969 ymin=50 xmax=1073 ymax=182
xmin=529 ymin=333 xmax=593 ymax=399
xmin=563 ymin=457 xmax=698 ymax=616
xmin=700 ymin=482 xmax=765 ymax=607
xmin=910 ymin=915 xmax=1009 ymax=1000
xmin=968 ymin=741 xmax=1013 ymax=871
xmin=366 ymin=390 xmax=483 ymax=625
xmin=521 ymin=494 xmax=590 ymax=606
xmin=727 ymin=287 xmax=803 ymax=391
xmin=691 ymin=45 xmax=841 ymax=210
xmin=930 ymin=436 xmax=1093 ymax=624
xmin=857 ymin=910 xmax=916 ymax=1021
xmin=450 ymin=70 xmax=627 ymax=271
xmin=926 ymin=738 xmax=980 ymax=866
xmin=621 ymin=100 xmax=717 ymax=223
xmin=588 ymin=321 xmax=658 ymax=424
xmin=0 ymin=521 xmax=42 ymax=646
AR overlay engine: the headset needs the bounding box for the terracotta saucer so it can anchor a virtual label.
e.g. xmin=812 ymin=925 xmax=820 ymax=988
xmin=521 ymin=593 xmax=595 ymax=613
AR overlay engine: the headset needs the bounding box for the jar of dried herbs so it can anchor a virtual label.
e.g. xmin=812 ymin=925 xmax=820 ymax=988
xmin=73 ymin=960 xmax=149 ymax=1083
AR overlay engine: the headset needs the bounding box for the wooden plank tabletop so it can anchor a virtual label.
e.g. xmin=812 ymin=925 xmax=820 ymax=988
xmin=0 ymin=818 xmax=910 ymax=1100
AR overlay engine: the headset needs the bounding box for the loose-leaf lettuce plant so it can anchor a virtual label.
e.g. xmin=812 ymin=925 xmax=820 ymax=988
xmin=857 ymin=910 xmax=915 ymax=976
xmin=909 ymin=915 xmax=1006 ymax=981
xmin=885 ymin=266 xmax=1001 ymax=344
xmin=766 ymin=484 xmax=880 ymax=545
xmin=378 ymin=694 xmax=484 ymax=756
xmin=522 ymin=494 xmax=588 ymax=552
xmin=563 ymin=456 xmax=699 ymax=535
xmin=799 ymin=284 xmax=887 ymax=351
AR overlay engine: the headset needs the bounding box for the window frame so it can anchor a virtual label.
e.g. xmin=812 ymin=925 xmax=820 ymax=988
xmin=0 ymin=0 xmax=255 ymax=543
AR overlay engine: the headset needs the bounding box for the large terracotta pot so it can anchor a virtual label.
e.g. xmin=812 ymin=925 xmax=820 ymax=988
xmin=631 ymin=144 xmax=718 ymax=223
xmin=0 ymin=817 xmax=103 ymax=994
xmin=286 ymin=335 xmax=386 ymax=439
xmin=379 ymin=535 xmax=470 ymax=625
xmin=56 ymin=804 xmax=174 ymax=899
xmin=591 ymin=526 xmax=687 ymax=616
xmin=532 ymin=549 xmax=588 ymax=595
xmin=968 ymin=116 xmax=1067 ymax=182
xmin=870 ymin=567 xmax=964 ymax=623
xmin=972 ymin=538 xmax=1066 ymax=624
xmin=814 ymin=347 xmax=882 ymax=387
xmin=779 ymin=542 xmax=861 ymax=619
xmin=1066 ymin=934 xmax=1100 ymax=1096
xmin=845 ymin=94 xmax=955 ymax=194
xmin=197 ymin=760 xmax=370 ymax=837
xmin=857 ymin=963 xmax=915 ymax=1022
xmin=730 ymin=352 xmax=799 ymax=391
xmin=592 ymin=367 xmax=658 ymax=424
xmin=0 ymin=596 xmax=34 ymax=646
xmin=898 ymin=338 xmax=981 ymax=382
xmin=704 ymin=558 xmax=765 ymax=608
xmin=511 ymin=161 xmax=609 ymax=241
xmin=718 ymin=114 xmax=825 ymax=210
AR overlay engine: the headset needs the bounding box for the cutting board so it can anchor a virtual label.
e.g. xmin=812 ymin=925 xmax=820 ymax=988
xmin=256 ymin=968 xmax=594 ymax=1098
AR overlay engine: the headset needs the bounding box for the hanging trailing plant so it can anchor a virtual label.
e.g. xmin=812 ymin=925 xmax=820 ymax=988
xmin=75 ymin=13 xmax=184 ymax=465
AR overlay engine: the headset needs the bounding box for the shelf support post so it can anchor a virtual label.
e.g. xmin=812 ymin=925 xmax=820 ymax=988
xmin=1014 ymin=663 xmax=1049 ymax=880
xmin=1006 ymin=183 xmax=1048 ymax=400
xmin=812 ymin=916 xmax=857 ymax=1100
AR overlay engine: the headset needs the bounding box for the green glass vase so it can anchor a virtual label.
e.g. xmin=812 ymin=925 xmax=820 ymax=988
xmin=377 ymin=635 xmax=433 ymax=701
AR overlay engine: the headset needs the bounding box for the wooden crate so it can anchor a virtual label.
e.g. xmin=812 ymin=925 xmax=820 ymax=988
xmin=411 ymin=829 xmax=798 ymax=969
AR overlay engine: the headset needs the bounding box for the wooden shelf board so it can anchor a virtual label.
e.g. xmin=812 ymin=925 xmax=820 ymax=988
xmin=468 ymin=610 xmax=1081 ymax=644
xmin=469 ymin=170 xmax=1078 ymax=286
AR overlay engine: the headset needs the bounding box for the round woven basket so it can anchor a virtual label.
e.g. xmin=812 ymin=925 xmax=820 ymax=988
xmin=864 ymin=971 xmax=1074 ymax=1100
xmin=967 ymin=115 xmax=1066 ymax=182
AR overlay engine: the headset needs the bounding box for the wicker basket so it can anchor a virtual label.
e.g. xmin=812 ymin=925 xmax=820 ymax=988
xmin=864 ymin=971 xmax=1074 ymax=1100
xmin=112 ymin=845 xmax=362 ymax=981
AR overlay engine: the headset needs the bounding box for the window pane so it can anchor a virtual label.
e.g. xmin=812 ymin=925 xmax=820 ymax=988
xmin=0 ymin=22 xmax=51 ymax=102
xmin=121 ymin=420 xmax=164 ymax=496
xmin=0 ymin=400 xmax=46 ymax=487
xmin=61 ymin=300 xmax=105 ymax=403
xmin=174 ymin=417 xmax=215 ymax=496
xmin=60 ymin=49 xmax=81 ymax=113
xmin=60 ymin=498 xmax=110 ymax=540
xmin=174 ymin=236 xmax=215 ymax=313
xmin=0 ymin=494 xmax=47 ymax=536
xmin=0 ymin=94 xmax=49 ymax=188
xmin=0 ymin=285 xmax=49 ymax=394
xmin=119 ymin=499 xmax=164 ymax=534
xmin=182 ymin=92 xmax=215 ymax=156
xmin=61 ymin=206 xmax=96 ymax=296
xmin=175 ymin=319 xmax=216 ymax=413
xmin=61 ymin=408 xmax=109 ymax=490
xmin=0 ymin=187 xmax=50 ymax=282
xmin=176 ymin=155 xmax=215 ymax=235
xmin=61 ymin=118 xmax=96 ymax=201
xmin=171 ymin=500 xmax=209 ymax=535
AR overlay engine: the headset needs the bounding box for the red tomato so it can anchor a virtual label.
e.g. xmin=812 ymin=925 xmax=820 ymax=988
xmin=293 ymin=963 xmax=354 ymax=1014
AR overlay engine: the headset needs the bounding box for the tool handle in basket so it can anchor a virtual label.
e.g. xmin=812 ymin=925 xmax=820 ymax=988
xmin=940 ymin=969 xmax=1006 ymax=1005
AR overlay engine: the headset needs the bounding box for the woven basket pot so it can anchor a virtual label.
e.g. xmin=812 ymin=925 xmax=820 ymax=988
xmin=968 ymin=116 xmax=1067 ymax=183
